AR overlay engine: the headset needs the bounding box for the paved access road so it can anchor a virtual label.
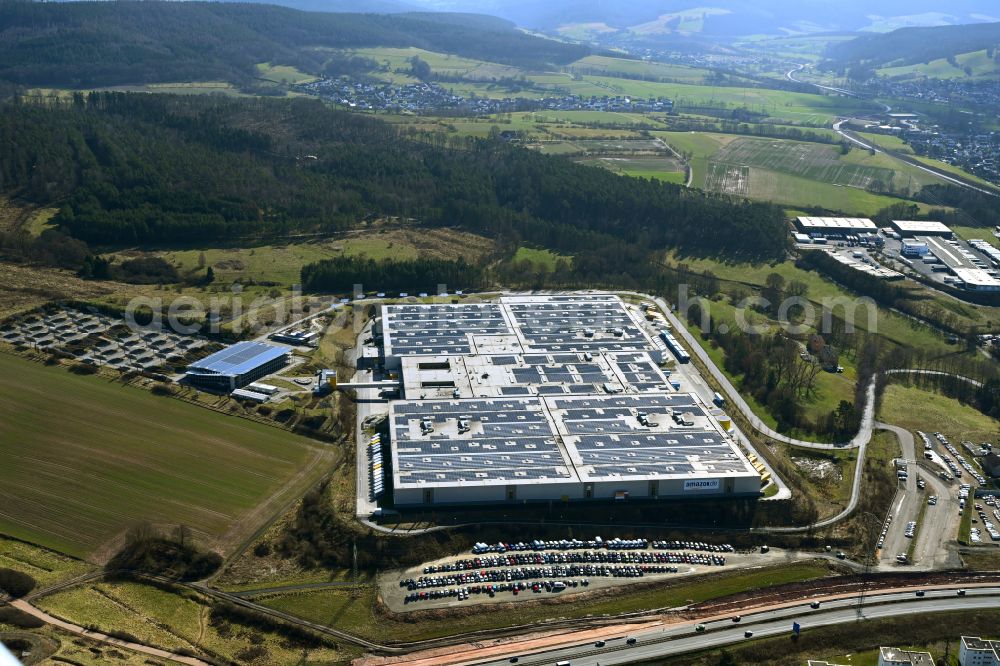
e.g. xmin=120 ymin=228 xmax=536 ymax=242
xmin=653 ymin=296 xmax=876 ymax=453
xmin=876 ymin=424 xmax=959 ymax=570
xmin=471 ymin=587 xmax=1000 ymax=666
xmin=878 ymin=423 xmax=918 ymax=566
xmin=10 ymin=599 xmax=211 ymax=666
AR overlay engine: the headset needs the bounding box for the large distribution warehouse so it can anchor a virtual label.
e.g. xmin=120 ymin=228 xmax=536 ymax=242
xmin=795 ymin=217 xmax=878 ymax=236
xmin=377 ymin=295 xmax=761 ymax=506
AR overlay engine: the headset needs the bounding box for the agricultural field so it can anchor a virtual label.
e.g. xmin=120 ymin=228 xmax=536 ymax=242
xmin=0 ymin=352 xmax=337 ymax=559
xmin=714 ymin=138 xmax=896 ymax=190
xmin=656 ymin=131 xmax=945 ymax=214
xmin=704 ymin=163 xmax=750 ymax=196
xmin=567 ymin=55 xmax=714 ymax=84
xmin=576 ymin=155 xmax=686 ymax=183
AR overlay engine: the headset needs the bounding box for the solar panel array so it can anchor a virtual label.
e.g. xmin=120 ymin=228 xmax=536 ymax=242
xmin=507 ymin=300 xmax=651 ymax=353
xmin=391 ymin=392 xmax=749 ymax=488
xmin=551 ymin=395 xmax=748 ymax=479
xmin=188 ymin=341 xmax=287 ymax=376
xmin=613 ymin=356 xmax=672 ymax=392
xmin=393 ymin=398 xmax=572 ymax=485
xmin=382 ymin=296 xmax=656 ymax=358
xmin=484 ymin=352 xmax=665 ymax=396
xmin=383 ymin=304 xmax=511 ymax=356
xmin=382 ymin=296 xmax=755 ymax=494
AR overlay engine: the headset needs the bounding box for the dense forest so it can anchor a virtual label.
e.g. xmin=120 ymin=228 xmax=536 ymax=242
xmin=0 ymin=93 xmax=789 ymax=288
xmin=0 ymin=1 xmax=589 ymax=88
xmin=301 ymin=256 xmax=483 ymax=293
xmin=823 ymin=21 xmax=1000 ymax=71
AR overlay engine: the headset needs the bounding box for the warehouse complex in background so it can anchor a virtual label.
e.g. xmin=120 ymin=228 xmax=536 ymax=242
xmin=377 ymin=294 xmax=761 ymax=506
xmin=795 ymin=216 xmax=878 ymax=236
xmin=890 ymin=220 xmax=953 ymax=238
xmin=184 ymin=341 xmax=288 ymax=391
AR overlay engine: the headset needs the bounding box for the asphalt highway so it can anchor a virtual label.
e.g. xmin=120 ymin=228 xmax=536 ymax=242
xmin=475 ymin=587 xmax=1000 ymax=666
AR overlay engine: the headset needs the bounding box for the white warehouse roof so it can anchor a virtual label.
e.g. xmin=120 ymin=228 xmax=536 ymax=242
xmin=952 ymin=268 xmax=1000 ymax=290
xmin=891 ymin=220 xmax=952 ymax=234
xmin=796 ymin=217 xmax=877 ymax=231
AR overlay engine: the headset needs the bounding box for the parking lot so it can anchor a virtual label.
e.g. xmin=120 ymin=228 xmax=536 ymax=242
xmin=878 ymin=429 xmax=1000 ymax=568
xmin=379 ymin=540 xmax=817 ymax=612
xmin=0 ymin=306 xmax=215 ymax=375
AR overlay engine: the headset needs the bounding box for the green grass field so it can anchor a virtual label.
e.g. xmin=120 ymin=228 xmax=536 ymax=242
xmin=952 ymin=225 xmax=1000 ymax=248
xmin=879 ymin=49 xmax=1000 ymax=81
xmin=37 ymin=580 xmax=358 ymax=662
xmin=0 ymin=536 xmax=93 ymax=586
xmin=909 ymin=156 xmax=1000 ymax=191
xmin=342 ymin=46 xmax=522 ymax=83
xmin=255 ymin=62 xmax=318 ymax=85
xmin=879 ymin=383 xmax=1000 ymax=444
xmin=257 ymin=561 xmax=832 ymax=643
xmin=328 ymin=46 xmax=877 ymax=124
xmin=511 ymin=246 xmax=571 ymax=270
xmin=27 ymin=82 xmax=252 ymax=100
xmin=0 ymin=352 xmax=336 ymax=558
xmin=568 ymin=55 xmax=713 ymax=84
xmin=664 ymin=250 xmax=990 ymax=353
xmin=134 ymin=227 xmax=494 ymax=287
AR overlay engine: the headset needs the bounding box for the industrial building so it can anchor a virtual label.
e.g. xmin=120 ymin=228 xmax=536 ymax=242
xmin=826 ymin=249 xmax=903 ymax=280
xmin=184 ymin=341 xmax=288 ymax=391
xmin=378 ymin=294 xmax=760 ymax=507
xmin=952 ymin=268 xmax=1000 ymax=292
xmin=901 ymin=240 xmax=930 ymax=257
xmin=890 ymin=220 xmax=953 ymax=238
xmin=878 ymin=647 xmax=934 ymax=666
xmin=269 ymin=328 xmax=319 ymax=346
xmin=960 ymin=636 xmax=1000 ymax=666
xmin=795 ymin=217 xmax=878 ymax=236
xmin=915 ymin=236 xmax=1000 ymax=291
xmin=381 ymin=294 xmax=664 ymax=368
xmin=389 ymin=393 xmax=760 ymax=505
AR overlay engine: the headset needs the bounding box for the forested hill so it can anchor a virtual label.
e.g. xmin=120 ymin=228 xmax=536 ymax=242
xmin=823 ymin=21 xmax=1000 ymax=70
xmin=0 ymin=2 xmax=589 ymax=88
xmin=0 ymin=93 xmax=788 ymax=272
